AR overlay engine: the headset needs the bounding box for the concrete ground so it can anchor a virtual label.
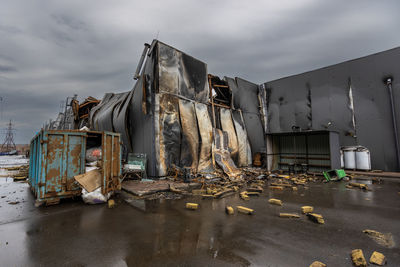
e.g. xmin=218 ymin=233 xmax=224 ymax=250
xmin=0 ymin=176 xmax=399 ymax=267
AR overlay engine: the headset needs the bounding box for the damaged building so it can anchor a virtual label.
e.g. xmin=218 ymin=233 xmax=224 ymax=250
xmin=89 ymin=41 xmax=262 ymax=178
xmin=48 ymin=40 xmax=400 ymax=175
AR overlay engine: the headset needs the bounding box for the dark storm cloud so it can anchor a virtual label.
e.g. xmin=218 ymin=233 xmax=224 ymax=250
xmin=0 ymin=65 xmax=16 ymax=72
xmin=0 ymin=0 xmax=399 ymax=143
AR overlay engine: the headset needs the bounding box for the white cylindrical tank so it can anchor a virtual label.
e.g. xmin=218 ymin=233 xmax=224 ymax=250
xmin=343 ymin=147 xmax=357 ymax=169
xmin=356 ymin=147 xmax=371 ymax=171
xmin=340 ymin=150 xmax=344 ymax=168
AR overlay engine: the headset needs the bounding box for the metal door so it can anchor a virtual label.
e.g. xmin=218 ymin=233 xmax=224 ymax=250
xmin=41 ymin=131 xmax=86 ymax=199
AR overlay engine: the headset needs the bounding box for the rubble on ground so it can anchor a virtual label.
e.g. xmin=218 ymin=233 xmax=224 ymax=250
xmin=351 ymin=249 xmax=367 ymax=267
xmin=186 ymin=203 xmax=199 ymax=210
xmin=225 ymin=206 xmax=234 ymax=215
xmin=237 ymin=206 xmax=254 ymax=215
xmin=269 ymin=198 xmax=283 ymax=206
xmin=240 ymin=191 xmax=250 ymax=200
xmin=108 ymin=199 xmax=115 ymax=208
xmin=363 ymin=229 xmax=395 ymax=248
xmin=117 ymin=169 xmax=326 ymax=210
xmin=279 ymin=213 xmax=300 ymax=218
xmin=309 ymin=261 xmax=326 ymax=267
xmin=348 ymin=182 xmax=369 ymax=190
xmin=369 ymin=251 xmax=386 ymax=266
xmin=301 ymin=206 xmax=314 ymax=214
xmin=307 ymin=213 xmax=325 ymax=224
xmin=2 ymin=165 xmax=29 ymax=181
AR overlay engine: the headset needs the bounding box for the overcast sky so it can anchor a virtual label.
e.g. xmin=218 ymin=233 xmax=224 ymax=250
xmin=1 ymin=0 xmax=400 ymax=143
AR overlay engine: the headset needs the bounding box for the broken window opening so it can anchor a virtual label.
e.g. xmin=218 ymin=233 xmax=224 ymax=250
xmin=208 ymin=74 xmax=232 ymax=108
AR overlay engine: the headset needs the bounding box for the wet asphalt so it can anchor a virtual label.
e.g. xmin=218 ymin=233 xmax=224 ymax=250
xmin=0 ymin=176 xmax=399 ymax=267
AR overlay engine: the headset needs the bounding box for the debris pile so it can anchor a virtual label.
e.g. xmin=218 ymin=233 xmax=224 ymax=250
xmin=369 ymin=251 xmax=386 ymax=266
xmin=267 ymin=173 xmax=318 ymax=191
xmin=301 ymin=206 xmax=314 ymax=214
xmin=237 ymin=206 xmax=254 ymax=215
xmin=363 ymin=229 xmax=395 ymax=248
xmin=279 ymin=213 xmax=300 ymax=218
xmin=120 ymin=167 xmax=326 ymax=204
xmin=351 ymin=249 xmax=367 ymax=267
xmin=269 ymin=198 xmax=283 ymax=206
xmin=186 ymin=203 xmax=199 ymax=210
xmin=307 ymin=213 xmax=325 ymax=224
xmin=347 ymin=182 xmax=369 ymax=190
xmin=309 ymin=261 xmax=326 ymax=267
xmin=2 ymin=165 xmax=29 ymax=181
xmin=225 ymin=206 xmax=234 ymax=215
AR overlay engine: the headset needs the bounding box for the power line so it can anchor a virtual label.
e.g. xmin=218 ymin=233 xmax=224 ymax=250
xmin=1 ymin=120 xmax=16 ymax=153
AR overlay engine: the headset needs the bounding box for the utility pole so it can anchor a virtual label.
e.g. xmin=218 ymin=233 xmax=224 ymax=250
xmin=1 ymin=120 xmax=16 ymax=153
xmin=0 ymin=96 xmax=3 ymax=120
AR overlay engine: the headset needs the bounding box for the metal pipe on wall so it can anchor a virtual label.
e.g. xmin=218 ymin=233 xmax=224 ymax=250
xmin=385 ymin=77 xmax=400 ymax=170
xmin=133 ymin=43 xmax=150 ymax=80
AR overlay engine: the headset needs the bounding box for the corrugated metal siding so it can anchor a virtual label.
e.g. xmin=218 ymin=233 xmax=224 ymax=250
xmin=268 ymin=132 xmax=334 ymax=172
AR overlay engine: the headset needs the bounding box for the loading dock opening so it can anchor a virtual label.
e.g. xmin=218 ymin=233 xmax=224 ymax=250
xmin=266 ymin=131 xmax=340 ymax=172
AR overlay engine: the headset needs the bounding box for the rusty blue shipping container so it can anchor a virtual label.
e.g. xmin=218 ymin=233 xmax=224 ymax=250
xmin=29 ymin=130 xmax=121 ymax=205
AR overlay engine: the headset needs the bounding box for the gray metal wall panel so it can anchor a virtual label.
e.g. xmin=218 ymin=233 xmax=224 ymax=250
xmin=329 ymin=132 xmax=341 ymax=170
xmin=264 ymin=47 xmax=400 ymax=171
xmin=267 ymin=79 xmax=310 ymax=132
xmin=347 ymin=53 xmax=400 ymax=171
xmin=129 ymin=81 xmax=156 ymax=176
xmin=234 ymin=78 xmax=266 ymax=154
xmin=129 ymin=52 xmax=157 ymax=177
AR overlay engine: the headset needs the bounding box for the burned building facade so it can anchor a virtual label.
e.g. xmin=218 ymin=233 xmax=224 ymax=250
xmin=50 ymin=41 xmax=400 ymax=174
xmin=89 ymin=41 xmax=262 ymax=177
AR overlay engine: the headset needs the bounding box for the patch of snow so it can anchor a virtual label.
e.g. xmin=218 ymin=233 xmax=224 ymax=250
xmin=0 ymin=155 xmax=29 ymax=167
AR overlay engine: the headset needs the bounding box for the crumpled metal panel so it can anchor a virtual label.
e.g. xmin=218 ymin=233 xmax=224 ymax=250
xmin=232 ymin=110 xmax=252 ymax=167
xmin=258 ymin=84 xmax=269 ymax=133
xmin=89 ymin=93 xmax=114 ymax=128
xmin=89 ymin=87 xmax=136 ymax=152
xmin=157 ymin=94 xmax=181 ymax=176
xmin=220 ymin=108 xmax=238 ymax=159
xmin=179 ymin=99 xmax=199 ymax=172
xmin=226 ymin=77 xmax=266 ymax=155
xmin=112 ymin=85 xmax=136 ymax=150
xmin=91 ymin=93 xmax=126 ymax=131
xmin=213 ymin=128 xmax=241 ymax=179
xmin=195 ymin=103 xmax=214 ymax=173
xmin=235 ymin=78 xmax=266 ymax=154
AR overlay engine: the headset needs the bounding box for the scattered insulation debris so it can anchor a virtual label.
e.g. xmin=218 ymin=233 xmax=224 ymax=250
xmin=309 ymin=261 xmax=326 ymax=267
xmin=225 ymin=206 xmax=234 ymax=215
xmin=369 ymin=251 xmax=386 ymax=266
xmin=301 ymin=206 xmax=314 ymax=214
xmin=363 ymin=229 xmax=395 ymax=248
xmin=307 ymin=213 xmax=325 ymax=224
xmin=351 ymin=249 xmax=367 ymax=267
xmin=279 ymin=213 xmax=300 ymax=218
xmin=186 ymin=203 xmax=199 ymax=210
xmin=269 ymin=198 xmax=283 ymax=206
xmin=237 ymin=206 xmax=254 ymax=215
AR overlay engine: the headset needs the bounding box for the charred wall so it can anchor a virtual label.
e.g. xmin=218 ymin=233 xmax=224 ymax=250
xmin=130 ymin=41 xmax=264 ymax=177
xmin=90 ymin=41 xmax=258 ymax=177
xmin=264 ymin=47 xmax=400 ymax=171
xmin=226 ymin=77 xmax=266 ymax=155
